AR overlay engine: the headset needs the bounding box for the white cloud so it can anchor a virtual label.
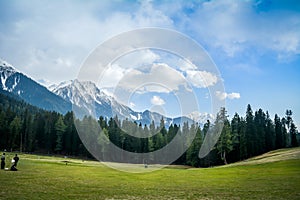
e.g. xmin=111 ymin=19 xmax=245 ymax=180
xmin=177 ymin=58 xmax=197 ymax=71
xmin=99 ymin=59 xmax=218 ymax=97
xmin=186 ymin=0 xmax=300 ymax=57
xmin=0 ymin=1 xmax=173 ymax=84
xmin=227 ymin=92 xmax=241 ymax=99
xmin=151 ymin=95 xmax=165 ymax=106
xmin=114 ymin=49 xmax=160 ymax=69
xmin=215 ymin=91 xmax=227 ymax=101
xmin=55 ymin=58 xmax=72 ymax=68
xmin=116 ymin=63 xmax=187 ymax=93
xmin=216 ymin=91 xmax=241 ymax=100
xmin=186 ymin=70 xmax=218 ymax=88
xmin=99 ymin=64 xmax=129 ymax=88
xmin=135 ymin=0 xmax=174 ymax=27
xmin=1 ymin=0 xmax=299 ymax=86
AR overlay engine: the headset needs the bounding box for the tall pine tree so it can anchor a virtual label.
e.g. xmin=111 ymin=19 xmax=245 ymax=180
xmin=216 ymin=107 xmax=233 ymax=165
xmin=54 ymin=116 xmax=66 ymax=153
xmin=245 ymin=104 xmax=256 ymax=157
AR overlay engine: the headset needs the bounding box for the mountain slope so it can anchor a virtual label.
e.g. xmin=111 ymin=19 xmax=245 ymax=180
xmin=51 ymin=79 xmax=134 ymax=119
xmin=51 ymin=79 xmax=204 ymax=126
xmin=1 ymin=58 xmax=213 ymax=126
xmin=0 ymin=59 xmax=71 ymax=114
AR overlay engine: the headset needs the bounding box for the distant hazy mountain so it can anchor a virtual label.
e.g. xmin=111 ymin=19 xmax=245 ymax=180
xmin=0 ymin=58 xmax=71 ymax=114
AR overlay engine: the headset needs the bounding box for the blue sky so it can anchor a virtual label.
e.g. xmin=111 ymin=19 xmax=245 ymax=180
xmin=0 ymin=0 xmax=299 ymax=126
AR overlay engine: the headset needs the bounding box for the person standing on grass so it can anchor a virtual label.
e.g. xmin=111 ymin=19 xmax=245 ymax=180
xmin=1 ymin=153 xmax=5 ymax=169
xmin=13 ymin=154 xmax=19 ymax=167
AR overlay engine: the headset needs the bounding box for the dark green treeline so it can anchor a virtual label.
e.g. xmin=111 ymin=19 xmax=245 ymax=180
xmin=0 ymin=93 xmax=298 ymax=167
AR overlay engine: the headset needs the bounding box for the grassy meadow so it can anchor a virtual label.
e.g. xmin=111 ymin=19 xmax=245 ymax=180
xmin=0 ymin=148 xmax=299 ymax=199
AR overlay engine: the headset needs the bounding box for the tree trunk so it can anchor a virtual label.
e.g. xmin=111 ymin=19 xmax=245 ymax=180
xmin=223 ymin=151 xmax=228 ymax=165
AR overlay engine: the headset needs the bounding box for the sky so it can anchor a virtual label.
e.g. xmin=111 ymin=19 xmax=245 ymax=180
xmin=0 ymin=0 xmax=299 ymax=127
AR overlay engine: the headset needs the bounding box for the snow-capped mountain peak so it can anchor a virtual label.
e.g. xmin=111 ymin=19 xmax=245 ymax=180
xmin=0 ymin=58 xmax=19 ymax=91
xmin=52 ymin=79 xmax=166 ymax=125
xmin=0 ymin=58 xmax=71 ymax=113
xmin=0 ymin=58 xmax=17 ymax=72
xmin=186 ymin=111 xmax=215 ymax=124
xmin=52 ymin=79 xmax=211 ymax=127
xmin=47 ymin=83 xmax=58 ymax=92
xmin=51 ymin=79 xmax=118 ymax=117
xmin=51 ymin=79 xmax=111 ymax=105
xmin=1 ymin=58 xmax=213 ymax=127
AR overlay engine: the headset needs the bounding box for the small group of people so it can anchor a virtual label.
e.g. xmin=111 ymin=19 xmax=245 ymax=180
xmin=1 ymin=153 xmax=19 ymax=171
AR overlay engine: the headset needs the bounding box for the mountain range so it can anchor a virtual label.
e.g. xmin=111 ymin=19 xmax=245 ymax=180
xmin=0 ymin=58 xmax=214 ymax=127
xmin=0 ymin=59 xmax=71 ymax=113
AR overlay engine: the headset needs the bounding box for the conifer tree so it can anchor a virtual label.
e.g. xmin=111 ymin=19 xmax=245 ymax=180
xmin=216 ymin=107 xmax=232 ymax=164
xmin=265 ymin=111 xmax=275 ymax=151
xmin=239 ymin=117 xmax=247 ymax=160
xmin=230 ymin=113 xmax=241 ymax=161
xmin=246 ymin=104 xmax=256 ymax=157
xmin=275 ymin=114 xmax=283 ymax=148
xmin=290 ymin=122 xmax=298 ymax=147
xmin=55 ymin=115 xmax=66 ymax=153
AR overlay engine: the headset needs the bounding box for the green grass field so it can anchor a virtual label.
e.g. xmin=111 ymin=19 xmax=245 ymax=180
xmin=0 ymin=148 xmax=300 ymax=200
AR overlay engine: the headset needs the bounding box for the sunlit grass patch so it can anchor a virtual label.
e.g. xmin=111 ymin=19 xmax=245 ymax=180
xmin=0 ymin=148 xmax=299 ymax=199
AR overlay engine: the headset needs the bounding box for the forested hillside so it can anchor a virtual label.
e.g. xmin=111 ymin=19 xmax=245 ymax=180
xmin=0 ymin=92 xmax=298 ymax=167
